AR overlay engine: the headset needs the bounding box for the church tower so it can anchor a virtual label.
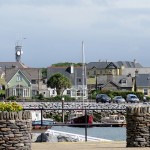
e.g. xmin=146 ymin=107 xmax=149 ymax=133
xmin=15 ymin=45 xmax=23 ymax=62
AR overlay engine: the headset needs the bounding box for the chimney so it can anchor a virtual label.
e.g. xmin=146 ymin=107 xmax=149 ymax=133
xmin=70 ymin=64 xmax=74 ymax=74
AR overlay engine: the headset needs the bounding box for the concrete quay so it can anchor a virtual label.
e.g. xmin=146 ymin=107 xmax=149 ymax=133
xmin=31 ymin=141 xmax=150 ymax=150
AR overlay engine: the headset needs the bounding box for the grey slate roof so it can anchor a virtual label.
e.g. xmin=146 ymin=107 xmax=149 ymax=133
xmin=5 ymin=68 xmax=41 ymax=83
xmin=47 ymin=66 xmax=85 ymax=85
xmin=136 ymin=74 xmax=150 ymax=87
xmin=87 ymin=61 xmax=142 ymax=69
xmin=97 ymin=75 xmax=133 ymax=88
xmin=0 ymin=62 xmax=28 ymax=71
xmin=0 ymin=68 xmax=4 ymax=76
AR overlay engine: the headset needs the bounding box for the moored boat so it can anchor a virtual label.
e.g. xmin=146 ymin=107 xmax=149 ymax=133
xmin=68 ymin=111 xmax=93 ymax=127
xmin=31 ymin=110 xmax=54 ymax=130
xmin=100 ymin=114 xmax=126 ymax=127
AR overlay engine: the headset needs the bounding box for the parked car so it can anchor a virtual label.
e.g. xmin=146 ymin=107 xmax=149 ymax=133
xmin=113 ymin=96 xmax=126 ymax=103
xmin=96 ymin=94 xmax=111 ymax=103
xmin=126 ymin=94 xmax=140 ymax=103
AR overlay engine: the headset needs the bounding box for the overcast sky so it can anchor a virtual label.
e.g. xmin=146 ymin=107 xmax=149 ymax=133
xmin=1 ymin=0 xmax=150 ymax=68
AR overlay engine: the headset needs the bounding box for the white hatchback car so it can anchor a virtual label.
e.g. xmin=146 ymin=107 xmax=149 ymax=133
xmin=126 ymin=94 xmax=140 ymax=103
xmin=113 ymin=96 xmax=126 ymax=103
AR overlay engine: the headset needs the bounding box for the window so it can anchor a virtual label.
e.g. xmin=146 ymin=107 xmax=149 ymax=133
xmin=52 ymin=90 xmax=55 ymax=94
xmin=121 ymin=79 xmax=127 ymax=84
xmin=13 ymin=88 xmax=16 ymax=96
xmin=78 ymin=78 xmax=81 ymax=82
xmin=16 ymin=75 xmax=22 ymax=81
xmin=23 ymin=88 xmax=29 ymax=97
xmin=67 ymin=90 xmax=70 ymax=95
xmin=143 ymin=89 xmax=148 ymax=95
xmin=31 ymin=80 xmax=36 ymax=84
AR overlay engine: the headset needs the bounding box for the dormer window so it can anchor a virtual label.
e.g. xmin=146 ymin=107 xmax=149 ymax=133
xmin=121 ymin=79 xmax=127 ymax=84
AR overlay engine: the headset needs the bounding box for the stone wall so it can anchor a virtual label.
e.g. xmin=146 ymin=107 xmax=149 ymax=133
xmin=0 ymin=111 xmax=32 ymax=150
xmin=126 ymin=106 xmax=150 ymax=147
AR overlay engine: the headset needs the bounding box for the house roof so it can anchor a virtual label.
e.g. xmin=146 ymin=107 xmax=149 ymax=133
xmin=97 ymin=75 xmax=133 ymax=88
xmin=136 ymin=74 xmax=150 ymax=87
xmin=0 ymin=62 xmax=28 ymax=71
xmin=86 ymin=61 xmax=142 ymax=69
xmin=47 ymin=66 xmax=84 ymax=85
xmin=5 ymin=68 xmax=41 ymax=83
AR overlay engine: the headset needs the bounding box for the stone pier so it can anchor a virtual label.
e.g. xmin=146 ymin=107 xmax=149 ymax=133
xmin=126 ymin=106 xmax=150 ymax=147
xmin=0 ymin=111 xmax=32 ymax=150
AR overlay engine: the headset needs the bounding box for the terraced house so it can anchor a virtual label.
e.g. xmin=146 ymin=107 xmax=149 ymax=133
xmin=86 ymin=60 xmax=143 ymax=91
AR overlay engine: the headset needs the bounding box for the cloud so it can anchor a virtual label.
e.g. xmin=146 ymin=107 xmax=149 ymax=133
xmin=0 ymin=0 xmax=150 ymax=67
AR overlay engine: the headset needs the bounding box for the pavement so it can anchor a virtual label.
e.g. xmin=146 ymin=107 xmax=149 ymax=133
xmin=31 ymin=141 xmax=150 ymax=150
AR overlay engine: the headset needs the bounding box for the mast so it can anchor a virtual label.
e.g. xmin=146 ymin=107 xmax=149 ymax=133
xmin=82 ymin=41 xmax=85 ymax=108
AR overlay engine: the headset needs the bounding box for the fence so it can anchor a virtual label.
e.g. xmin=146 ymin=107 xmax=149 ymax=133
xmin=24 ymin=107 xmax=126 ymax=142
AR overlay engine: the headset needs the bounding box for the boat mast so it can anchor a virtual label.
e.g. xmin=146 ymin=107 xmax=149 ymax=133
xmin=82 ymin=41 xmax=85 ymax=108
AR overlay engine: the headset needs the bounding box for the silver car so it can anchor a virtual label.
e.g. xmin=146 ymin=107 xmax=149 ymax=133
xmin=126 ymin=94 xmax=140 ymax=103
xmin=113 ymin=96 xmax=126 ymax=103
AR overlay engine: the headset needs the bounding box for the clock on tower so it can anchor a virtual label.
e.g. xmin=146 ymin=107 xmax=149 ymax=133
xmin=15 ymin=45 xmax=23 ymax=62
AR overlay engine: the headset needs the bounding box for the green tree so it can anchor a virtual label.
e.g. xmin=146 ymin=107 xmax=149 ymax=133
xmin=41 ymin=68 xmax=47 ymax=78
xmin=47 ymin=73 xmax=71 ymax=96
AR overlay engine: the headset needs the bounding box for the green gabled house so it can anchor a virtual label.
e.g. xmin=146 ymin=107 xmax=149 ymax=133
xmin=5 ymin=69 xmax=32 ymax=99
xmin=5 ymin=67 xmax=45 ymax=99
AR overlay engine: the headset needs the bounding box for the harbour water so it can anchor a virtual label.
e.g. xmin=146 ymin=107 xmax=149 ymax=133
xmin=52 ymin=126 xmax=126 ymax=141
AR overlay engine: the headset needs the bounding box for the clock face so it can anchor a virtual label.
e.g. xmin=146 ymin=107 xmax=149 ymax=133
xmin=17 ymin=51 xmax=21 ymax=56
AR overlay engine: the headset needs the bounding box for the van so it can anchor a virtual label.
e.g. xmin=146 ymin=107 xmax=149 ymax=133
xmin=126 ymin=94 xmax=139 ymax=103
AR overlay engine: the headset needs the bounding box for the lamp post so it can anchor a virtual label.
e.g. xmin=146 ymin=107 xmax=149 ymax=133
xmin=62 ymin=97 xmax=64 ymax=123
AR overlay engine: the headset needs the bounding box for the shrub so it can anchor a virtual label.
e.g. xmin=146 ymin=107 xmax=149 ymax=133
xmin=7 ymin=96 xmax=17 ymax=100
xmin=0 ymin=102 xmax=23 ymax=112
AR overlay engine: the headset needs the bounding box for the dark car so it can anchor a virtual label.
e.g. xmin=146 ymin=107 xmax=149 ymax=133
xmin=96 ymin=94 xmax=111 ymax=103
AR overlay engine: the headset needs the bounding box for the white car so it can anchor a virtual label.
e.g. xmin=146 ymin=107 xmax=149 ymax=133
xmin=113 ymin=96 xmax=126 ymax=103
xmin=126 ymin=94 xmax=140 ymax=103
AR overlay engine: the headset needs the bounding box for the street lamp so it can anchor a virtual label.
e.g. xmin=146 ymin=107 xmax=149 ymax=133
xmin=62 ymin=97 xmax=65 ymax=123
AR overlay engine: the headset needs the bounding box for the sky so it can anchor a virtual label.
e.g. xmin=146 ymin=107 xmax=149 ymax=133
xmin=1 ymin=0 xmax=150 ymax=68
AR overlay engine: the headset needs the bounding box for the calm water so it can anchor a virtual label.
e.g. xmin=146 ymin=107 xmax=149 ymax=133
xmin=52 ymin=126 xmax=126 ymax=141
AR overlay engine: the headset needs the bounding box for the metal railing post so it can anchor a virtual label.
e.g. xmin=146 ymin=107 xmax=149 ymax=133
xmin=41 ymin=107 xmax=43 ymax=142
xmin=85 ymin=108 xmax=87 ymax=142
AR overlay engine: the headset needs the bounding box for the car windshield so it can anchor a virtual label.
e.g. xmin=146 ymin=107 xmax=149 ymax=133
xmin=131 ymin=96 xmax=137 ymax=98
xmin=116 ymin=96 xmax=122 ymax=99
xmin=102 ymin=95 xmax=109 ymax=98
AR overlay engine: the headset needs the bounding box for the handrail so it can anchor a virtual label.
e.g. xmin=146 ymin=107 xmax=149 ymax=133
xmin=24 ymin=107 xmax=126 ymax=142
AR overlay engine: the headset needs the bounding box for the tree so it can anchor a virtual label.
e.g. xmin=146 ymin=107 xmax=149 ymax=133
xmin=41 ymin=68 xmax=47 ymax=78
xmin=47 ymin=73 xmax=71 ymax=96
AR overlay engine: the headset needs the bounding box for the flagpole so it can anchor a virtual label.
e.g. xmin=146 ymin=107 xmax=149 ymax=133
xmin=82 ymin=41 xmax=85 ymax=109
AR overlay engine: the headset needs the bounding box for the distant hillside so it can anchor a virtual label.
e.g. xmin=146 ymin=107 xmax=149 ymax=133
xmin=51 ymin=62 xmax=82 ymax=67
